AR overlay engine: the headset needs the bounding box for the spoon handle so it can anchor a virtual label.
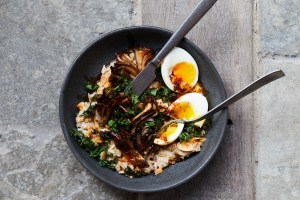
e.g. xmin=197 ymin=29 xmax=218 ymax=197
xmin=189 ymin=70 xmax=285 ymax=123
xmin=151 ymin=0 xmax=218 ymax=66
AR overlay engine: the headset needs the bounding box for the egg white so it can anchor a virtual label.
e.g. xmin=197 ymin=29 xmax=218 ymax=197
xmin=154 ymin=93 xmax=208 ymax=146
xmin=161 ymin=47 xmax=199 ymax=92
xmin=168 ymin=93 xmax=208 ymax=127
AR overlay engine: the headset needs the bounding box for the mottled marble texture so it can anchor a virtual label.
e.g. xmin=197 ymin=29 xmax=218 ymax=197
xmin=0 ymin=0 xmax=132 ymax=125
xmin=259 ymin=0 xmax=300 ymax=56
xmin=0 ymin=0 xmax=135 ymax=199
xmin=254 ymin=59 xmax=300 ymax=199
xmin=0 ymin=125 xmax=136 ymax=199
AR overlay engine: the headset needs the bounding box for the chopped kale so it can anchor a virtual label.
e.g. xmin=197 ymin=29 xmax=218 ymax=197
xmin=178 ymin=132 xmax=190 ymax=142
xmin=144 ymin=121 xmax=156 ymax=128
xmin=178 ymin=124 xmax=201 ymax=142
xmin=124 ymin=167 xmax=146 ymax=178
xmin=156 ymin=86 xmax=177 ymax=102
xmin=130 ymin=94 xmax=140 ymax=105
xmin=127 ymin=106 xmax=136 ymax=116
xmin=100 ymin=131 xmax=112 ymax=141
xmin=90 ymin=143 xmax=108 ymax=158
xmin=118 ymin=118 xmax=131 ymax=130
xmin=107 ymin=76 xmax=131 ymax=97
xmin=108 ymin=119 xmax=118 ymax=133
xmin=85 ymin=82 xmax=99 ymax=91
xmin=149 ymin=88 xmax=158 ymax=96
xmin=153 ymin=113 xmax=169 ymax=128
xmin=71 ymin=129 xmax=95 ymax=152
xmin=99 ymin=159 xmax=117 ymax=170
xmin=109 ymin=107 xmax=132 ymax=131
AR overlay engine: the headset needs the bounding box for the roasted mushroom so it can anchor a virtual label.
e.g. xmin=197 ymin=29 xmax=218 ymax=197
xmin=134 ymin=47 xmax=153 ymax=71
xmin=114 ymin=48 xmax=154 ymax=78
xmin=109 ymin=130 xmax=149 ymax=168
xmin=134 ymin=121 xmax=156 ymax=153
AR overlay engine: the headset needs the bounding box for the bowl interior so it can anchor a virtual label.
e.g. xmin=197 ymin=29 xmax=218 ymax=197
xmin=60 ymin=26 xmax=227 ymax=192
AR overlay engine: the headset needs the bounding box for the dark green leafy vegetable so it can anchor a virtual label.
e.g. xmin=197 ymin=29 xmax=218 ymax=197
xmin=108 ymin=119 xmax=118 ymax=133
xmin=157 ymin=86 xmax=177 ymax=102
xmin=100 ymin=131 xmax=112 ymax=141
xmin=149 ymin=88 xmax=158 ymax=96
xmin=130 ymin=94 xmax=140 ymax=105
xmin=71 ymin=129 xmax=95 ymax=151
xmin=127 ymin=106 xmax=136 ymax=115
xmin=178 ymin=123 xmax=208 ymax=142
xmin=119 ymin=118 xmax=131 ymax=130
xmin=124 ymin=167 xmax=146 ymax=178
xmin=109 ymin=107 xmax=132 ymax=131
xmin=178 ymin=132 xmax=190 ymax=142
xmin=85 ymin=82 xmax=99 ymax=91
xmin=178 ymin=124 xmax=199 ymax=142
xmin=106 ymin=75 xmax=131 ymax=97
xmin=144 ymin=121 xmax=156 ymax=128
xmin=99 ymin=159 xmax=117 ymax=170
xmin=90 ymin=143 xmax=108 ymax=158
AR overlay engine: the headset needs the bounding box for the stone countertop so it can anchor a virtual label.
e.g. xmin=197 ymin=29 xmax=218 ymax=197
xmin=0 ymin=0 xmax=299 ymax=199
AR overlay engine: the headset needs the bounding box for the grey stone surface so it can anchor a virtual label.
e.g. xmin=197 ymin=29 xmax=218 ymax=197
xmin=0 ymin=125 xmax=136 ymax=199
xmin=0 ymin=0 xmax=136 ymax=199
xmin=260 ymin=0 xmax=300 ymax=56
xmin=0 ymin=0 xmax=132 ymax=125
xmin=255 ymin=0 xmax=300 ymax=199
xmin=254 ymin=58 xmax=300 ymax=200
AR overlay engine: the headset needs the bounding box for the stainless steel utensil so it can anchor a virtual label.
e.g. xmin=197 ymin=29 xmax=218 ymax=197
xmin=158 ymin=70 xmax=285 ymax=132
xmin=131 ymin=0 xmax=218 ymax=95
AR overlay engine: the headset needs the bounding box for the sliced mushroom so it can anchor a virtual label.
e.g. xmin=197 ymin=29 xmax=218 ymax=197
xmin=108 ymin=130 xmax=149 ymax=168
xmin=116 ymin=51 xmax=137 ymax=68
xmin=94 ymin=98 xmax=117 ymax=126
xmin=149 ymin=81 xmax=162 ymax=89
xmin=117 ymin=65 xmax=139 ymax=77
xmin=177 ymin=141 xmax=194 ymax=152
xmin=135 ymin=125 xmax=156 ymax=153
xmin=132 ymin=103 xmax=152 ymax=123
xmin=134 ymin=47 xmax=154 ymax=71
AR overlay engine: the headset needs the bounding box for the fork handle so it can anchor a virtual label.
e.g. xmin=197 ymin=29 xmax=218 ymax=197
xmin=151 ymin=0 xmax=218 ymax=66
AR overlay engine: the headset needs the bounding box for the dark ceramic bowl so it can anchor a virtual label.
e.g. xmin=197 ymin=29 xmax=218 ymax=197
xmin=59 ymin=26 xmax=228 ymax=192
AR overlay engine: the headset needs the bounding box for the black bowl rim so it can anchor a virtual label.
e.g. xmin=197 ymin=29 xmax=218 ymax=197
xmin=59 ymin=25 xmax=228 ymax=193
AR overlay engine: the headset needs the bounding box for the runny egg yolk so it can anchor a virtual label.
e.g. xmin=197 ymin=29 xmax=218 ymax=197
xmin=160 ymin=123 xmax=178 ymax=141
xmin=170 ymin=101 xmax=195 ymax=120
xmin=171 ymin=62 xmax=196 ymax=84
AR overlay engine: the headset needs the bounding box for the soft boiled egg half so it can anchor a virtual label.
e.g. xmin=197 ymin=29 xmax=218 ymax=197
xmin=154 ymin=93 xmax=208 ymax=146
xmin=161 ymin=47 xmax=199 ymax=93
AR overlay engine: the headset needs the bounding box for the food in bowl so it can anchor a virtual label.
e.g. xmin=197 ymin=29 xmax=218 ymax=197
xmin=73 ymin=47 xmax=210 ymax=177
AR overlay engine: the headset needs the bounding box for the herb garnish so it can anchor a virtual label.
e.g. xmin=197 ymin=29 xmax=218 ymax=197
xmin=71 ymin=129 xmax=95 ymax=151
xmin=90 ymin=143 xmax=108 ymax=158
xmin=99 ymin=159 xmax=117 ymax=170
xmin=178 ymin=123 xmax=207 ymax=142
xmin=124 ymin=167 xmax=146 ymax=178
xmin=85 ymin=82 xmax=99 ymax=91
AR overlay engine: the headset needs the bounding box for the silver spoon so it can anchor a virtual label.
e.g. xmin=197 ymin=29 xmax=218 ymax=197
xmin=158 ymin=70 xmax=285 ymax=132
